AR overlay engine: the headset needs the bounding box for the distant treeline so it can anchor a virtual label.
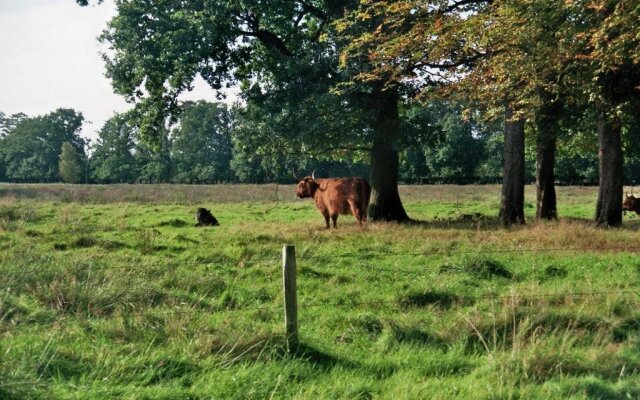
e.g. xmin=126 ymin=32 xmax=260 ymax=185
xmin=1 ymin=101 xmax=639 ymax=186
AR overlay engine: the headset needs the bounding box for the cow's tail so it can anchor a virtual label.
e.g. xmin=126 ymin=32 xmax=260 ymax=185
xmin=361 ymin=179 xmax=372 ymax=221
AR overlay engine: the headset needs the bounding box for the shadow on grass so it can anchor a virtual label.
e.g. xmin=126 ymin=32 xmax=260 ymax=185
xmin=144 ymin=359 xmax=200 ymax=385
xmin=554 ymin=216 xmax=640 ymax=232
xmin=174 ymin=233 xmax=200 ymax=244
xmin=37 ymin=350 xmax=89 ymax=380
xmin=537 ymin=264 xmax=569 ymax=282
xmin=566 ymin=381 xmax=640 ymax=400
xmin=53 ymin=236 xmax=129 ymax=251
xmin=404 ymin=215 xmax=640 ymax=232
xmin=397 ymin=289 xmax=474 ymax=310
xmin=612 ymin=316 xmax=640 ymax=342
xmin=291 ymin=343 xmax=362 ymax=371
xmin=388 ymin=324 xmax=449 ymax=349
xmin=206 ymin=333 xmax=361 ymax=372
xmin=211 ymin=332 xmax=413 ymax=383
xmin=300 ymin=266 xmax=335 ymax=280
xmin=207 ymin=332 xmax=365 ymax=374
xmin=156 ymin=219 xmax=190 ymax=228
xmin=404 ymin=215 xmax=503 ymax=231
xmin=463 ymin=310 xmax=608 ymax=353
xmin=293 ymin=342 xmax=403 ymax=380
xmin=439 ymin=257 xmax=513 ymax=279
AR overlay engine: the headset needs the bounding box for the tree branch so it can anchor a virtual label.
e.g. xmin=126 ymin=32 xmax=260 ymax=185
xmin=297 ymin=1 xmax=328 ymax=21
xmin=412 ymin=49 xmax=493 ymax=71
xmin=255 ymin=30 xmax=293 ymax=57
xmin=238 ymin=11 xmax=293 ymax=57
xmin=286 ymin=146 xmax=371 ymax=157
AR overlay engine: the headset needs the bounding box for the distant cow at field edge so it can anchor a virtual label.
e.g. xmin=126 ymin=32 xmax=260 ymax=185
xmin=623 ymin=194 xmax=640 ymax=215
xmin=295 ymin=171 xmax=371 ymax=228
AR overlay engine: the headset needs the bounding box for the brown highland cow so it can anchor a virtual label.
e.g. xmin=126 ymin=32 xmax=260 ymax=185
xmin=295 ymin=171 xmax=371 ymax=228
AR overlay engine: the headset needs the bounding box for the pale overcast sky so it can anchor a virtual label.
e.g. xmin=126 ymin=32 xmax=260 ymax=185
xmin=0 ymin=0 xmax=221 ymax=142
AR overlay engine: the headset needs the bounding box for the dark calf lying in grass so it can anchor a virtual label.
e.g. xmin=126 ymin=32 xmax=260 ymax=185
xmin=622 ymin=195 xmax=640 ymax=215
xmin=196 ymin=208 xmax=219 ymax=227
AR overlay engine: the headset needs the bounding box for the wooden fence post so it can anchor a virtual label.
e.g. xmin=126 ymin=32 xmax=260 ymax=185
xmin=282 ymin=244 xmax=298 ymax=351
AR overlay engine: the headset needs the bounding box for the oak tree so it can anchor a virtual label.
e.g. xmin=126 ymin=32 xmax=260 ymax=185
xmin=77 ymin=0 xmax=413 ymax=221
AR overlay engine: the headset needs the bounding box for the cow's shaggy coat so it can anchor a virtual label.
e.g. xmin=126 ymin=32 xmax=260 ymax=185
xmin=296 ymin=176 xmax=371 ymax=228
xmin=622 ymin=195 xmax=640 ymax=215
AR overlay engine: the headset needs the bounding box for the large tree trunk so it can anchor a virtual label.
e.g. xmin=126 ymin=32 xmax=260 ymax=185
xmin=500 ymin=104 xmax=526 ymax=227
xmin=595 ymin=105 xmax=623 ymax=227
xmin=367 ymin=87 xmax=409 ymax=222
xmin=535 ymin=105 xmax=559 ymax=220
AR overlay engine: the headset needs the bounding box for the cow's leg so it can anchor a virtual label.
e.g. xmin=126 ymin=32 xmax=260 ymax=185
xmin=331 ymin=214 xmax=338 ymax=228
xmin=349 ymin=200 xmax=363 ymax=225
xmin=323 ymin=212 xmax=330 ymax=229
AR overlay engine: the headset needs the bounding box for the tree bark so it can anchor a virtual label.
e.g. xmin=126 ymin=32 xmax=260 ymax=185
xmin=595 ymin=105 xmax=623 ymax=227
xmin=500 ymin=104 xmax=526 ymax=227
xmin=367 ymin=87 xmax=409 ymax=222
xmin=535 ymin=105 xmax=559 ymax=220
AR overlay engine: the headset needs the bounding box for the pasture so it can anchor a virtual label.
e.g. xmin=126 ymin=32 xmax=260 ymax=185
xmin=1 ymin=184 xmax=640 ymax=399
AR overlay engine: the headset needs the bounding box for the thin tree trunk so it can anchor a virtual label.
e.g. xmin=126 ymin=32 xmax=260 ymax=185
xmin=595 ymin=105 xmax=623 ymax=227
xmin=367 ymin=87 xmax=409 ymax=222
xmin=535 ymin=105 xmax=559 ymax=220
xmin=500 ymin=104 xmax=526 ymax=227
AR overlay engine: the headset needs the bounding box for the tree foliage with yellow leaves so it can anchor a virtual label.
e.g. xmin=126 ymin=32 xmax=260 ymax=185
xmin=339 ymin=0 xmax=640 ymax=226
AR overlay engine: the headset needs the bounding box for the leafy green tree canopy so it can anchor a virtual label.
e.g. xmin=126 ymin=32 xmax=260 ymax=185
xmin=59 ymin=142 xmax=84 ymax=183
xmin=91 ymin=113 xmax=139 ymax=183
xmin=1 ymin=109 xmax=85 ymax=182
xmin=172 ymin=101 xmax=234 ymax=183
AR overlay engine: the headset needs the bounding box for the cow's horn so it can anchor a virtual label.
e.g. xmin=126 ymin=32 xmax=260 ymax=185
xmin=311 ymin=168 xmax=317 ymax=180
xmin=293 ymin=171 xmax=300 ymax=181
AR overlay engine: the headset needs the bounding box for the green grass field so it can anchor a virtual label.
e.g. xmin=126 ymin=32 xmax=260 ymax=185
xmin=1 ymin=184 xmax=640 ymax=399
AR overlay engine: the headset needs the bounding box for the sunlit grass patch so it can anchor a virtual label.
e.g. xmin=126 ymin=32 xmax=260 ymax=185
xmin=1 ymin=184 xmax=640 ymax=398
